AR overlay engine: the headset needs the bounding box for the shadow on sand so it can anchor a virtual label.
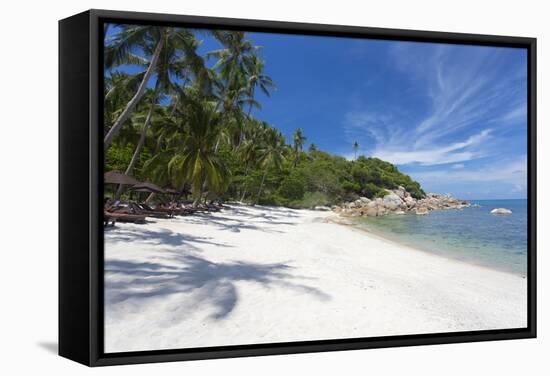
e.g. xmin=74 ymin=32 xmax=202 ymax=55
xmin=105 ymin=253 xmax=330 ymax=321
xmin=181 ymin=214 xmax=288 ymax=234
xmin=107 ymin=227 xmax=232 ymax=249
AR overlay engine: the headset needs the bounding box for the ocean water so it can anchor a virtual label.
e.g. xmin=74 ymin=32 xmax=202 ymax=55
xmin=354 ymin=199 xmax=528 ymax=275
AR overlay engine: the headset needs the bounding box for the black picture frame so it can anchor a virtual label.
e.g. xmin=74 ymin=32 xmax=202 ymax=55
xmin=59 ymin=9 xmax=537 ymax=367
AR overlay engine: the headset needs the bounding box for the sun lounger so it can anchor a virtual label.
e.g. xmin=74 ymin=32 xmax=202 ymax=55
xmin=140 ymin=203 xmax=175 ymax=217
xmin=130 ymin=203 xmax=171 ymax=218
xmin=104 ymin=210 xmax=147 ymax=225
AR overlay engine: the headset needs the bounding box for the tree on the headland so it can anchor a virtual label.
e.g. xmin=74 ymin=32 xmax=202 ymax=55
xmin=292 ymin=128 xmax=307 ymax=168
xmin=353 ymin=141 xmax=359 ymax=160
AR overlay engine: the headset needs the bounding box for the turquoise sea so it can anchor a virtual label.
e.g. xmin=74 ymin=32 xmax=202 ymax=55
xmin=355 ymin=199 xmax=528 ymax=275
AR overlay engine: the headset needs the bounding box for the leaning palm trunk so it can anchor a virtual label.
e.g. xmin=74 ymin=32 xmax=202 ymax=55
xmin=239 ymin=163 xmax=251 ymax=202
xmin=193 ymin=180 xmax=206 ymax=207
xmin=145 ymin=192 xmax=156 ymax=204
xmin=114 ymin=84 xmax=160 ymax=199
xmin=103 ymin=35 xmax=165 ymax=149
xmin=253 ymin=170 xmax=268 ymax=206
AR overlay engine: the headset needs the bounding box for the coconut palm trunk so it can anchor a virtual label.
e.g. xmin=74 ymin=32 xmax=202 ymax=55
xmin=239 ymin=163 xmax=251 ymax=202
xmin=104 ymin=35 xmax=165 ymax=149
xmin=193 ymin=181 xmax=205 ymax=207
xmin=114 ymin=82 xmax=161 ymax=199
xmin=254 ymin=170 xmax=268 ymax=206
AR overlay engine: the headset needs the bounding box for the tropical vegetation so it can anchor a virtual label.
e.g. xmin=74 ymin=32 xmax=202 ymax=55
xmin=104 ymin=25 xmax=425 ymax=208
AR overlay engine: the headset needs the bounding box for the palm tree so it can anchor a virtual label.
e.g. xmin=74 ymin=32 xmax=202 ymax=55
xmin=244 ymin=55 xmax=275 ymax=118
xmin=238 ymin=119 xmax=268 ymax=202
xmin=166 ymin=99 xmax=228 ymax=206
xmin=103 ymin=72 xmax=143 ymax=141
xmin=104 ymin=26 xmax=211 ymax=150
xmin=254 ymin=129 xmax=285 ymax=205
xmin=110 ymin=28 xmax=211 ymax=198
xmin=292 ymin=128 xmax=307 ymax=168
xmin=103 ymin=25 xmax=166 ymax=149
xmin=208 ymin=31 xmax=259 ymax=113
xmin=353 ymin=141 xmax=359 ymax=160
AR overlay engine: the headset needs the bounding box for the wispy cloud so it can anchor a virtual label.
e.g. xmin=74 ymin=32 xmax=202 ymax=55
xmin=343 ymin=42 xmax=526 ymax=168
xmin=494 ymin=101 xmax=527 ymax=124
xmin=412 ymin=156 xmax=527 ymax=184
xmin=373 ymin=129 xmax=492 ymax=165
xmin=408 ymin=156 xmax=527 ymax=199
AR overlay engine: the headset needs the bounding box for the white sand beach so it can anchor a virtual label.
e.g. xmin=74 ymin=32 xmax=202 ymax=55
xmin=104 ymin=204 xmax=527 ymax=353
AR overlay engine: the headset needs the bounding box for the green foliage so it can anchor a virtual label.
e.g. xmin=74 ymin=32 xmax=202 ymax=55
xmin=105 ymin=143 xmax=134 ymax=172
xmin=295 ymin=191 xmax=330 ymax=209
xmin=277 ymin=174 xmax=306 ymax=201
xmin=103 ymin=25 xmax=426 ymax=207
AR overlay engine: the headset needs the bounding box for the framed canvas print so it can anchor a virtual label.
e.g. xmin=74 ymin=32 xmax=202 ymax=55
xmin=59 ymin=9 xmax=536 ymax=366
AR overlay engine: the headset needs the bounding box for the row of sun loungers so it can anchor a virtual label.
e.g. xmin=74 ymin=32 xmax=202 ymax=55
xmin=104 ymin=201 xmax=225 ymax=227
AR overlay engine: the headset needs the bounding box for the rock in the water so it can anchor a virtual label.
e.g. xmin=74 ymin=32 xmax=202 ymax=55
xmin=334 ymin=187 xmax=468 ymax=218
xmin=365 ymin=207 xmax=378 ymax=217
xmin=415 ymin=207 xmax=428 ymax=215
xmin=491 ymin=208 xmax=512 ymax=215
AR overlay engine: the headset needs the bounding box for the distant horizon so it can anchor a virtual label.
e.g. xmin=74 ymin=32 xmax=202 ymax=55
xmin=463 ymin=197 xmax=527 ymax=201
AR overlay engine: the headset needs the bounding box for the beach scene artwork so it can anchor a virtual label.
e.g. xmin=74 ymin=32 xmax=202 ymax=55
xmin=102 ymin=24 xmax=528 ymax=353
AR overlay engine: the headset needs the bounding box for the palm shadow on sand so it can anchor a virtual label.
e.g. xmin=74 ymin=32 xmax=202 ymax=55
xmin=107 ymin=227 xmax=233 ymax=249
xmin=181 ymin=213 xmax=290 ymax=233
xmin=105 ymin=253 xmax=330 ymax=320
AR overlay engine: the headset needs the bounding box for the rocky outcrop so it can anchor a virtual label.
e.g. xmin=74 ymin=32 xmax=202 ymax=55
xmin=490 ymin=208 xmax=512 ymax=215
xmin=335 ymin=186 xmax=470 ymax=218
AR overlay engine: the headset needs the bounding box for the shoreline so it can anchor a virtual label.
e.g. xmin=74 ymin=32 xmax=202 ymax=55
xmin=104 ymin=204 xmax=527 ymax=353
xmin=324 ymin=213 xmax=527 ymax=277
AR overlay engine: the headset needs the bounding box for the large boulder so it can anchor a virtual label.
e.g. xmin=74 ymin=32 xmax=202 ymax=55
xmin=394 ymin=186 xmax=407 ymax=199
xmin=366 ymin=201 xmax=378 ymax=209
xmin=382 ymin=191 xmax=403 ymax=210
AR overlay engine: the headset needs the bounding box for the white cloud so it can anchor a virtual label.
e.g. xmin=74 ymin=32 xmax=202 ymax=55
xmin=410 ymin=156 xmax=527 ymax=186
xmin=342 ymin=44 xmax=526 ymax=169
xmin=371 ymin=129 xmax=492 ymax=166
xmin=495 ymin=101 xmax=527 ymax=124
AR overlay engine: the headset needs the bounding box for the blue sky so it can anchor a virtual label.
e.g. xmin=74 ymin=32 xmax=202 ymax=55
xmin=241 ymin=32 xmax=527 ymax=200
xmin=106 ymin=26 xmax=528 ymax=200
